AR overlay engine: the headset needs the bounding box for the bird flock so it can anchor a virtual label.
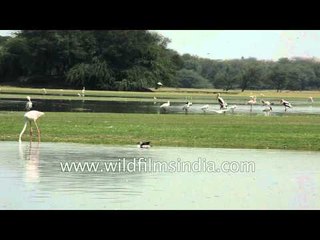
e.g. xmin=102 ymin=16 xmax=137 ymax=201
xmin=158 ymin=93 xmax=307 ymax=116
xmin=15 ymin=85 xmax=315 ymax=144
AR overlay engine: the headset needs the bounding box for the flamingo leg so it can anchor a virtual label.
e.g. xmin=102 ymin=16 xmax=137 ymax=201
xmin=29 ymin=121 xmax=33 ymax=141
xmin=34 ymin=120 xmax=41 ymax=142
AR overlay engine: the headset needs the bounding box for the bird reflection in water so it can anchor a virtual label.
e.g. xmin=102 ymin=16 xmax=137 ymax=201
xmin=19 ymin=141 xmax=40 ymax=183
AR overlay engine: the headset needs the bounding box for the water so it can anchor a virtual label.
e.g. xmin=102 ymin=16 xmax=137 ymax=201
xmin=0 ymin=98 xmax=320 ymax=115
xmin=0 ymin=141 xmax=319 ymax=209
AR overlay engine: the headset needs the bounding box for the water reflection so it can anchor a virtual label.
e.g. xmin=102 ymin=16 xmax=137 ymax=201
xmin=19 ymin=142 xmax=40 ymax=183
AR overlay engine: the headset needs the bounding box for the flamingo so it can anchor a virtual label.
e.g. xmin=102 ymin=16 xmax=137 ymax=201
xmin=160 ymin=101 xmax=170 ymax=113
xmin=182 ymin=102 xmax=192 ymax=113
xmin=19 ymin=110 xmax=45 ymax=143
xmin=216 ymin=93 xmax=227 ymax=109
xmin=247 ymin=96 xmax=256 ymax=112
xmin=280 ymin=99 xmax=292 ymax=112
xmin=26 ymin=96 xmax=33 ymax=111
xmin=201 ymin=104 xmax=209 ymax=113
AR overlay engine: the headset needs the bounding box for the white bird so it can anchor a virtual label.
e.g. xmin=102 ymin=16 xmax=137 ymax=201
xmin=81 ymin=87 xmax=85 ymax=97
xmin=212 ymin=109 xmax=229 ymax=114
xmin=280 ymin=99 xmax=292 ymax=112
xmin=42 ymin=88 xmax=47 ymax=94
xmin=201 ymin=104 xmax=209 ymax=113
xmin=263 ymin=106 xmax=272 ymax=116
xmin=308 ymin=97 xmax=314 ymax=103
xmin=19 ymin=110 xmax=45 ymax=143
xmin=247 ymin=96 xmax=257 ymax=112
xmin=160 ymin=101 xmax=170 ymax=112
xmin=228 ymin=105 xmax=237 ymax=113
xmin=157 ymin=82 xmax=163 ymax=87
xmin=261 ymin=99 xmax=271 ymax=106
xmin=26 ymin=96 xmax=33 ymax=111
xmin=217 ymin=93 xmax=227 ymax=109
xmin=182 ymin=102 xmax=192 ymax=113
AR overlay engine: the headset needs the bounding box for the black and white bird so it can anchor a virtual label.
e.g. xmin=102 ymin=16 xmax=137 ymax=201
xmin=138 ymin=141 xmax=151 ymax=148
xmin=263 ymin=106 xmax=272 ymax=116
xmin=160 ymin=101 xmax=170 ymax=112
xmin=182 ymin=102 xmax=192 ymax=113
xmin=261 ymin=99 xmax=271 ymax=106
xmin=217 ymin=93 xmax=227 ymax=109
xmin=280 ymin=99 xmax=292 ymax=112
xmin=25 ymin=96 xmax=33 ymax=111
xmin=201 ymin=104 xmax=209 ymax=113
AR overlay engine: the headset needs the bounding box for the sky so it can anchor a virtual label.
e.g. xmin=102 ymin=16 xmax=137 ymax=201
xmin=1 ymin=30 xmax=320 ymax=61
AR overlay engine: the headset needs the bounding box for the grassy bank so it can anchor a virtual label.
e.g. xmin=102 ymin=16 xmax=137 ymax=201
xmin=1 ymin=112 xmax=320 ymax=151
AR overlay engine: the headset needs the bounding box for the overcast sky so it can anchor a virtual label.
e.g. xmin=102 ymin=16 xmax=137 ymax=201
xmin=2 ymin=30 xmax=320 ymax=61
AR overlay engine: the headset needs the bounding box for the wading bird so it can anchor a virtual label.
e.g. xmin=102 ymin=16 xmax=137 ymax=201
xmin=160 ymin=101 xmax=170 ymax=113
xmin=261 ymin=99 xmax=271 ymax=106
xmin=201 ymin=104 xmax=209 ymax=113
xmin=26 ymin=96 xmax=33 ymax=111
xmin=19 ymin=110 xmax=45 ymax=143
xmin=247 ymin=96 xmax=256 ymax=112
xmin=263 ymin=106 xmax=272 ymax=116
xmin=137 ymin=141 xmax=151 ymax=148
xmin=182 ymin=102 xmax=192 ymax=113
xmin=81 ymin=87 xmax=85 ymax=97
xmin=216 ymin=93 xmax=227 ymax=109
xmin=228 ymin=105 xmax=237 ymax=113
xmin=280 ymin=99 xmax=292 ymax=112
xmin=308 ymin=97 xmax=314 ymax=103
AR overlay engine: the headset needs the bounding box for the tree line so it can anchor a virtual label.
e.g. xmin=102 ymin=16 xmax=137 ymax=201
xmin=1 ymin=30 xmax=320 ymax=91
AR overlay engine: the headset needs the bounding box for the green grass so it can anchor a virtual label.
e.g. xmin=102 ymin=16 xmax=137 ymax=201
xmin=1 ymin=112 xmax=320 ymax=151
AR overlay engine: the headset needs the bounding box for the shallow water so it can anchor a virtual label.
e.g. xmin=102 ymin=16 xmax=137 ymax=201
xmin=0 ymin=141 xmax=319 ymax=209
xmin=0 ymin=98 xmax=319 ymax=115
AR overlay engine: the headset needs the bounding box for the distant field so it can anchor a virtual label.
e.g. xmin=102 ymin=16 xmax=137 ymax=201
xmin=1 ymin=112 xmax=320 ymax=151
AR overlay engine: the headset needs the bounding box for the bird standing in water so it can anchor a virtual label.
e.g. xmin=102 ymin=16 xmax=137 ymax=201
xmin=26 ymin=96 xmax=33 ymax=111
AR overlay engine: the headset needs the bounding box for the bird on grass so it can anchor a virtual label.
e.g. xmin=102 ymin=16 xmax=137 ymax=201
xmin=137 ymin=141 xmax=151 ymax=148
xmin=19 ymin=110 xmax=45 ymax=143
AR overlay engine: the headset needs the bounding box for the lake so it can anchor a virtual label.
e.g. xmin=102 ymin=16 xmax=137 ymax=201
xmin=0 ymin=141 xmax=319 ymax=209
